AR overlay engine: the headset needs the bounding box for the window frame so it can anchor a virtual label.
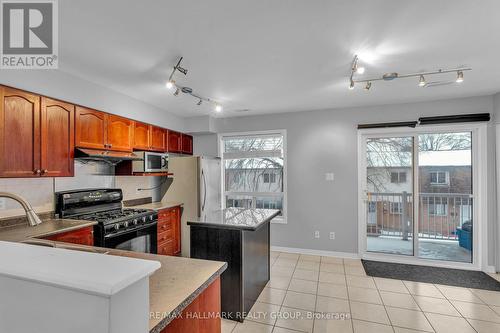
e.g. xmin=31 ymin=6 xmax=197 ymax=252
xmin=430 ymin=171 xmax=449 ymax=185
xmin=390 ymin=171 xmax=407 ymax=184
xmin=218 ymin=129 xmax=288 ymax=224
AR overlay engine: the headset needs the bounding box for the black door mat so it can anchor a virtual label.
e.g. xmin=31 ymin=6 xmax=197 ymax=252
xmin=361 ymin=259 xmax=500 ymax=291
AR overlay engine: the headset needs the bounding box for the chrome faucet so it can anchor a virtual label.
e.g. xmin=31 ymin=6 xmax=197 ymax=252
xmin=0 ymin=192 xmax=42 ymax=226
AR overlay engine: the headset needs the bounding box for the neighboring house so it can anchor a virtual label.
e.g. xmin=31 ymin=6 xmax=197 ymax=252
xmin=366 ymin=150 xmax=472 ymax=239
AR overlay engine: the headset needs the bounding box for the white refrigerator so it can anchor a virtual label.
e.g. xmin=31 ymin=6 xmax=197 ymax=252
xmin=164 ymin=156 xmax=221 ymax=257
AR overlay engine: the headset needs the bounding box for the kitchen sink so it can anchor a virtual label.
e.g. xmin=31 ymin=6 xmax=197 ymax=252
xmin=22 ymin=239 xmax=109 ymax=254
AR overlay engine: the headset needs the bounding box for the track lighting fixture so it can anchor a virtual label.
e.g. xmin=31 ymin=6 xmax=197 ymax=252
xmin=348 ymin=54 xmax=471 ymax=90
xmin=418 ymin=75 xmax=426 ymax=87
xmin=166 ymin=57 xmax=223 ymax=112
xmin=166 ymin=80 xmax=175 ymax=90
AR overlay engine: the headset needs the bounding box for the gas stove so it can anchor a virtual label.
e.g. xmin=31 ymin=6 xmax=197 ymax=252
xmin=55 ymin=189 xmax=158 ymax=253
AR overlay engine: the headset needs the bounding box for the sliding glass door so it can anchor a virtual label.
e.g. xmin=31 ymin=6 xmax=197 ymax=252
xmin=363 ymin=131 xmax=473 ymax=264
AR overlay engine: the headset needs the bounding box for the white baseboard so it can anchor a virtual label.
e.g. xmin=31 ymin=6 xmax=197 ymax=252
xmin=271 ymin=246 xmax=359 ymax=259
xmin=485 ymin=265 xmax=497 ymax=273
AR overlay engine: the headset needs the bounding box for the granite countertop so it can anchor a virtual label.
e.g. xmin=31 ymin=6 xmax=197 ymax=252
xmin=0 ymin=218 xmax=97 ymax=242
xmin=0 ymin=217 xmax=227 ymax=333
xmin=187 ymin=207 xmax=280 ymax=231
xmin=125 ymin=201 xmax=183 ymax=211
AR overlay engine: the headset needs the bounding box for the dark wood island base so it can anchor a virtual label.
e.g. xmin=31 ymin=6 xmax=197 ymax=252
xmin=188 ymin=208 xmax=280 ymax=322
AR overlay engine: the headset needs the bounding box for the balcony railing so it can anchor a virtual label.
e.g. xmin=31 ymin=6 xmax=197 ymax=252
xmin=366 ymin=192 xmax=472 ymax=240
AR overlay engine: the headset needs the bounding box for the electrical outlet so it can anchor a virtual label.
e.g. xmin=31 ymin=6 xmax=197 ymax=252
xmin=325 ymin=173 xmax=335 ymax=181
xmin=0 ymin=198 xmax=5 ymax=210
xmin=314 ymin=231 xmax=320 ymax=239
xmin=329 ymin=232 xmax=335 ymax=240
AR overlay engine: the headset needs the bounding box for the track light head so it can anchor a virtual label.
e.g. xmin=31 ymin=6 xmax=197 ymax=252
xmin=214 ymin=104 xmax=223 ymax=113
xmin=364 ymin=81 xmax=372 ymax=90
xmin=356 ymin=66 xmax=365 ymax=74
xmin=456 ymin=71 xmax=464 ymax=83
xmin=197 ymin=99 xmax=202 ymax=106
xmin=166 ymin=80 xmax=175 ymax=90
xmin=418 ymin=75 xmax=426 ymax=87
xmin=349 ymin=79 xmax=355 ymax=90
xmin=173 ymin=88 xmax=180 ymax=96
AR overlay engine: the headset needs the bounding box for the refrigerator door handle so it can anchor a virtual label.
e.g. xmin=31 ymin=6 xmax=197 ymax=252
xmin=201 ymin=169 xmax=207 ymax=212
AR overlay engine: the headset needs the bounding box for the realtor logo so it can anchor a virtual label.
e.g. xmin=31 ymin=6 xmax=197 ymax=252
xmin=1 ymin=0 xmax=58 ymax=68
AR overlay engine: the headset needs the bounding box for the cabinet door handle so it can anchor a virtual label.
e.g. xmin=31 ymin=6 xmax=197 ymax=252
xmin=34 ymin=169 xmax=41 ymax=175
xmin=42 ymin=169 xmax=48 ymax=174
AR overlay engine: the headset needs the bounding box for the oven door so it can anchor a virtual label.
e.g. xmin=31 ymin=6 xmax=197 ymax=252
xmin=144 ymin=152 xmax=168 ymax=172
xmin=103 ymin=223 xmax=157 ymax=254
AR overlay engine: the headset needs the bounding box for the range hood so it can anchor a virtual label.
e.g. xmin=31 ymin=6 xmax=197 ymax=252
xmin=75 ymin=148 xmax=142 ymax=165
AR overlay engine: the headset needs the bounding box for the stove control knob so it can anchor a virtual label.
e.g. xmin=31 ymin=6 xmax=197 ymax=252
xmin=142 ymin=216 xmax=147 ymax=223
xmin=149 ymin=215 xmax=154 ymax=221
xmin=123 ymin=221 xmax=129 ymax=228
xmin=133 ymin=219 xmax=138 ymax=225
xmin=114 ymin=224 xmax=120 ymax=231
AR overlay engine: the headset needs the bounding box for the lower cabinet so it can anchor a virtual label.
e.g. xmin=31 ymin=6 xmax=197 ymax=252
xmin=157 ymin=206 xmax=181 ymax=256
xmin=41 ymin=226 xmax=94 ymax=246
xmin=161 ymin=277 xmax=221 ymax=333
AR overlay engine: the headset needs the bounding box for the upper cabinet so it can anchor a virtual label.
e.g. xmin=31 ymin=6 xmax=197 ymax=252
xmin=75 ymin=107 xmax=106 ymax=149
xmin=0 ymin=86 xmax=75 ymax=178
xmin=132 ymin=123 xmax=167 ymax=152
xmin=168 ymin=130 xmax=181 ymax=153
xmin=181 ymin=134 xmax=193 ymax=155
xmin=150 ymin=126 xmax=166 ymax=152
xmin=40 ymin=97 xmax=75 ymax=177
xmin=133 ymin=122 xmax=150 ymax=150
xmin=106 ymin=115 xmax=134 ymax=152
xmin=76 ymin=109 xmax=133 ymax=152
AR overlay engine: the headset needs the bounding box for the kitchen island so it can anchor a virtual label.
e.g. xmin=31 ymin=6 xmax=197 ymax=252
xmin=188 ymin=208 xmax=280 ymax=321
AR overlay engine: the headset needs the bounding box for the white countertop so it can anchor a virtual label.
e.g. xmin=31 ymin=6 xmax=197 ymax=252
xmin=0 ymin=241 xmax=161 ymax=297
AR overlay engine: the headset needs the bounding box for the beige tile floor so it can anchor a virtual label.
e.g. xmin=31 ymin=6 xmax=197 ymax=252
xmin=221 ymin=252 xmax=500 ymax=333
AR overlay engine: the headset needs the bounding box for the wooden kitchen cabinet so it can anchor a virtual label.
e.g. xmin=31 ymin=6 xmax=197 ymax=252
xmin=133 ymin=123 xmax=167 ymax=152
xmin=150 ymin=126 xmax=167 ymax=151
xmin=40 ymin=97 xmax=75 ymax=177
xmin=133 ymin=121 xmax=150 ymax=150
xmin=161 ymin=278 xmax=221 ymax=333
xmin=106 ymin=114 xmax=134 ymax=152
xmin=157 ymin=206 xmax=181 ymax=256
xmin=0 ymin=87 xmax=41 ymax=177
xmin=168 ymin=130 xmax=181 ymax=153
xmin=41 ymin=226 xmax=94 ymax=246
xmin=181 ymin=134 xmax=193 ymax=155
xmin=75 ymin=106 xmax=107 ymax=150
xmin=0 ymin=87 xmax=75 ymax=178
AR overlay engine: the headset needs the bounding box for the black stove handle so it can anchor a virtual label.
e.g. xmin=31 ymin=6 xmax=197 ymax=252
xmin=104 ymin=221 xmax=157 ymax=239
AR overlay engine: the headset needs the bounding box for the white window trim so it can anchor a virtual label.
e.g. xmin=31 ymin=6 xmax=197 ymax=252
xmin=218 ymin=129 xmax=288 ymax=224
xmin=357 ymin=122 xmax=489 ymax=272
xmin=430 ymin=171 xmax=450 ymax=185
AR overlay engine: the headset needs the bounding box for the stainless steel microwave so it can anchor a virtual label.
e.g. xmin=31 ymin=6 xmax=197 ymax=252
xmin=132 ymin=151 xmax=168 ymax=173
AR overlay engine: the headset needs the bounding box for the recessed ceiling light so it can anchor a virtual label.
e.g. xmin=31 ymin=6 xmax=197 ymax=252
xmin=456 ymin=71 xmax=464 ymax=83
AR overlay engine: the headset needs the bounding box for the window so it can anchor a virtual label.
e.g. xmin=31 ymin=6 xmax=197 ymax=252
xmin=220 ymin=131 xmax=286 ymax=222
xmin=390 ymin=171 xmax=407 ymax=184
xmin=430 ymin=171 xmax=449 ymax=185
xmin=429 ymin=203 xmax=448 ymax=216
xmin=390 ymin=202 xmax=402 ymax=214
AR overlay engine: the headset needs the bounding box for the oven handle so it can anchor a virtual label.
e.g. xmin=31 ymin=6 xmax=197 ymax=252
xmin=104 ymin=221 xmax=157 ymax=239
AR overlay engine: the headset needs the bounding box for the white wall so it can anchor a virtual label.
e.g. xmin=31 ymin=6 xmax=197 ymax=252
xmin=189 ymin=95 xmax=497 ymax=267
xmin=0 ymin=70 xmax=185 ymax=131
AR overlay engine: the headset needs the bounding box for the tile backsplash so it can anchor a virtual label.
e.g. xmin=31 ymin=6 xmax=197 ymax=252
xmin=0 ymin=161 xmax=160 ymax=218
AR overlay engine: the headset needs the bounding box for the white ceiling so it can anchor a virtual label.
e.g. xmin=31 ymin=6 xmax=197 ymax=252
xmin=60 ymin=0 xmax=500 ymax=118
